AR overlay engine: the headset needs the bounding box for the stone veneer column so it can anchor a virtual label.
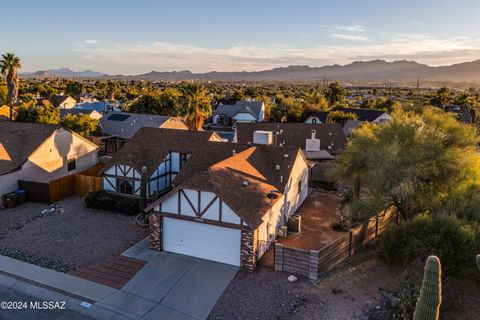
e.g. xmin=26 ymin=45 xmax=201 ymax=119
xmin=240 ymin=229 xmax=255 ymax=270
xmin=149 ymin=213 xmax=162 ymax=251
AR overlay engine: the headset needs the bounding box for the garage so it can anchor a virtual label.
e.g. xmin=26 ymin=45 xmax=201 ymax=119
xmin=163 ymin=218 xmax=241 ymax=266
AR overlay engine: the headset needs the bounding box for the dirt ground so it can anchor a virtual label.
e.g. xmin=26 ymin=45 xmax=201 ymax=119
xmin=0 ymin=196 xmax=148 ymax=269
xmin=211 ymin=244 xmax=480 ymax=320
xmin=277 ymin=191 xmax=347 ymax=250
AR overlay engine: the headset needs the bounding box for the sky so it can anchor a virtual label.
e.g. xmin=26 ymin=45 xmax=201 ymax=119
xmin=2 ymin=0 xmax=480 ymax=74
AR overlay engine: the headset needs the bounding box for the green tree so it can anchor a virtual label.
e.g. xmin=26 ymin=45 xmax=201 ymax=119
xmin=36 ymin=104 xmax=59 ymax=124
xmin=333 ymin=107 xmax=480 ymax=223
xmin=178 ymin=81 xmax=212 ymax=130
xmin=60 ymin=114 xmax=100 ymax=137
xmin=0 ymin=53 xmax=21 ymax=120
xmin=435 ymin=86 xmax=451 ymax=111
xmin=65 ymin=81 xmax=84 ymax=97
xmin=0 ymin=80 xmax=7 ymax=105
xmin=325 ymin=82 xmax=345 ymax=108
xmin=327 ymin=110 xmax=358 ymax=125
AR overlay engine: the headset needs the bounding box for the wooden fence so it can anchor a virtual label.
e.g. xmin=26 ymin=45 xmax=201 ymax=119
xmin=274 ymin=207 xmax=398 ymax=281
xmin=18 ymin=163 xmax=104 ymax=204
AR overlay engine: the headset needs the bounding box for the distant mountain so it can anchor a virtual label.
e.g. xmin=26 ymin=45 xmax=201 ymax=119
xmin=23 ymin=60 xmax=480 ymax=83
xmin=25 ymin=68 xmax=105 ymax=78
xmin=128 ymin=60 xmax=480 ymax=83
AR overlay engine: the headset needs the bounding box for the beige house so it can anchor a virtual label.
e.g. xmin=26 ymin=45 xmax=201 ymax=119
xmin=0 ymin=122 xmax=98 ymax=203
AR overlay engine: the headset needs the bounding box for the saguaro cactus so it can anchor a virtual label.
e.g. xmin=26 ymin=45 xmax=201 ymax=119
xmin=476 ymin=254 xmax=480 ymax=271
xmin=139 ymin=166 xmax=148 ymax=213
xmin=413 ymin=255 xmax=442 ymax=320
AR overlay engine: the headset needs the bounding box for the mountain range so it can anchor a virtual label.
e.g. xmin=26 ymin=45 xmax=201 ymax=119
xmin=24 ymin=60 xmax=480 ymax=83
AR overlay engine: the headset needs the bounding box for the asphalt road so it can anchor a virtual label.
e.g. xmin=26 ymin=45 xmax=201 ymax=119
xmin=0 ymin=286 xmax=92 ymax=320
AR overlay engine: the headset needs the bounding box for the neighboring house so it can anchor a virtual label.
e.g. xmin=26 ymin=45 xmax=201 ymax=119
xmin=49 ymin=95 xmax=77 ymax=109
xmin=0 ymin=105 xmax=17 ymax=120
xmin=59 ymin=108 xmax=103 ymax=120
xmin=304 ymin=111 xmax=329 ymax=124
xmin=99 ymin=112 xmax=188 ymax=153
xmin=212 ymin=101 xmax=265 ymax=125
xmin=0 ymin=122 xmax=98 ymax=203
xmin=101 ymin=128 xmax=225 ymax=197
xmin=233 ymin=122 xmax=347 ymax=157
xmin=74 ymin=101 xmax=118 ymax=114
xmin=334 ymin=107 xmax=392 ymax=123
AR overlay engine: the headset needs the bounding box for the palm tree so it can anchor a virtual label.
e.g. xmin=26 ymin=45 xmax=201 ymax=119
xmin=436 ymin=86 xmax=450 ymax=111
xmin=178 ymin=81 xmax=212 ymax=130
xmin=0 ymin=53 xmax=21 ymax=120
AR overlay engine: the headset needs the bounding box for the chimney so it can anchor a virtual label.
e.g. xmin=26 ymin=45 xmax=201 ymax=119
xmin=311 ymin=130 xmax=316 ymax=139
xmin=305 ymin=131 xmax=321 ymax=152
xmin=253 ymin=130 xmax=273 ymax=145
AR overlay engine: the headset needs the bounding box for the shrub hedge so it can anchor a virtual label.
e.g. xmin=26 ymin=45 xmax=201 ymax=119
xmin=85 ymin=191 xmax=140 ymax=215
xmin=381 ymin=215 xmax=480 ymax=274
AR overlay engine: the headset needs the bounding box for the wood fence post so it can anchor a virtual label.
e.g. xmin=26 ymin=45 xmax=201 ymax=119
xmin=308 ymin=250 xmax=319 ymax=281
xmin=274 ymin=244 xmax=284 ymax=271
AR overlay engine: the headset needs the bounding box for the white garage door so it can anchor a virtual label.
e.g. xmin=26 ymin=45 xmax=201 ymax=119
xmin=163 ymin=218 xmax=241 ymax=266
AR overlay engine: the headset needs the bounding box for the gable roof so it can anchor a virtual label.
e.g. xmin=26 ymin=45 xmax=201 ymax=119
xmin=102 ymin=127 xmax=233 ymax=181
xmin=100 ymin=111 xmax=181 ymax=139
xmin=334 ymin=107 xmax=388 ymax=122
xmin=49 ymin=95 xmax=75 ymax=108
xmin=0 ymin=122 xmax=61 ymax=174
xmin=234 ymin=122 xmax=347 ymax=154
xmin=214 ymin=101 xmax=264 ymax=119
xmin=59 ymin=108 xmax=102 ymax=118
xmin=343 ymin=120 xmax=363 ymax=137
xmin=305 ymin=111 xmax=329 ymax=123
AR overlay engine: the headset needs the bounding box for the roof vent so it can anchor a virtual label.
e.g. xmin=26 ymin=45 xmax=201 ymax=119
xmin=275 ymin=164 xmax=281 ymax=171
xmin=232 ymin=150 xmax=236 ymax=156
xmin=267 ymin=191 xmax=278 ymax=199
xmin=283 ymin=154 xmax=289 ymax=158
xmin=242 ymin=181 xmax=248 ymax=187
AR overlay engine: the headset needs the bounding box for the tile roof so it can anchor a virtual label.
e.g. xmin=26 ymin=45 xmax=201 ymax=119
xmin=0 ymin=122 xmax=61 ymax=174
xmin=234 ymin=122 xmax=347 ymax=154
xmin=213 ymin=101 xmax=264 ymax=119
xmin=102 ymin=127 xmax=239 ymax=183
xmin=334 ymin=107 xmax=388 ymax=122
xmin=100 ymin=111 xmax=183 ymax=139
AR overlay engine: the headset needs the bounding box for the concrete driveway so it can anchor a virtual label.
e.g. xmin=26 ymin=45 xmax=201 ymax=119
xmin=96 ymin=251 xmax=238 ymax=320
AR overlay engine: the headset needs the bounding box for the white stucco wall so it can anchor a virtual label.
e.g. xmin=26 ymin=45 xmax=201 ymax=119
xmin=373 ymin=113 xmax=392 ymax=123
xmin=0 ymin=128 xmax=98 ymax=199
xmin=232 ymin=113 xmax=257 ymax=123
xmin=304 ymin=116 xmax=323 ymax=124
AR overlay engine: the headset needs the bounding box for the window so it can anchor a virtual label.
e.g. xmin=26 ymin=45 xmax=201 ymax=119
xmin=67 ymin=158 xmax=76 ymax=171
xmin=297 ymin=179 xmax=302 ymax=195
xmin=117 ymin=179 xmax=134 ymax=194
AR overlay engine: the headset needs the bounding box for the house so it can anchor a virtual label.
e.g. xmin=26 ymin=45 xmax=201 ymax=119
xmin=0 ymin=105 xmax=17 ymax=120
xmin=343 ymin=120 xmax=363 ymax=137
xmin=48 ymin=95 xmax=77 ymax=109
xmin=212 ymin=101 xmax=265 ymax=125
xmin=59 ymin=108 xmax=103 ymax=120
xmin=304 ymin=111 xmax=329 ymax=124
xmin=99 ymin=111 xmax=188 ymax=153
xmin=101 ymin=128 xmax=226 ymax=197
xmin=0 ymin=122 xmax=98 ymax=204
xmin=334 ymin=107 xmax=392 ymax=123
xmin=143 ymin=141 xmax=308 ymax=269
xmin=74 ymin=101 xmax=117 ymax=114
xmin=233 ymin=122 xmax=347 ymax=157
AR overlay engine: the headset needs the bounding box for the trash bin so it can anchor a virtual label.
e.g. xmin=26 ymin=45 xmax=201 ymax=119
xmin=4 ymin=193 xmax=18 ymax=208
xmin=15 ymin=189 xmax=27 ymax=205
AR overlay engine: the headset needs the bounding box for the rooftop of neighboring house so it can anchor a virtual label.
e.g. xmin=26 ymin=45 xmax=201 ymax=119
xmin=75 ymin=101 xmax=116 ymax=113
xmin=343 ymin=120 xmax=364 ymax=137
xmin=99 ymin=111 xmax=187 ymax=139
xmin=234 ymin=122 xmax=347 ymax=155
xmin=0 ymin=122 xmax=61 ymax=174
xmin=59 ymin=108 xmax=102 ymax=118
xmin=49 ymin=94 xmax=75 ymax=108
xmin=305 ymin=111 xmax=329 ymax=122
xmin=213 ymin=100 xmax=264 ymax=119
xmin=334 ymin=107 xmax=389 ymax=122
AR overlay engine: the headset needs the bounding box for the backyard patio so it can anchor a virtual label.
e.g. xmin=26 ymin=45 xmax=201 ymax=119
xmin=0 ymin=196 xmax=148 ymax=272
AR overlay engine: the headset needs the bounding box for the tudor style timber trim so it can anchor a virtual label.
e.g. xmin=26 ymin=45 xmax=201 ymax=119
xmin=156 ymin=211 xmax=250 ymax=231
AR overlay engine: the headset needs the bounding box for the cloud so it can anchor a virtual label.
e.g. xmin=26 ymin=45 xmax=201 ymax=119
xmin=331 ymin=33 xmax=369 ymax=41
xmin=331 ymin=25 xmax=366 ymax=32
xmin=74 ymin=34 xmax=480 ymax=73
xmin=85 ymin=39 xmax=98 ymax=44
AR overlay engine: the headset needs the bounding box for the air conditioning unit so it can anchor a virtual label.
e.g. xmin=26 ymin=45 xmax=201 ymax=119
xmin=287 ymin=215 xmax=302 ymax=233
xmin=278 ymin=225 xmax=288 ymax=238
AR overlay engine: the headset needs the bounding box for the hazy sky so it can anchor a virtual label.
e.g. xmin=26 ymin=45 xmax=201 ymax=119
xmin=2 ymin=0 xmax=480 ymax=74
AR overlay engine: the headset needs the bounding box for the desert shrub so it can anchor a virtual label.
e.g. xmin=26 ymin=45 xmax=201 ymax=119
xmin=381 ymin=215 xmax=479 ymax=274
xmin=392 ymin=272 xmax=420 ymax=320
xmin=85 ymin=191 xmax=139 ymax=215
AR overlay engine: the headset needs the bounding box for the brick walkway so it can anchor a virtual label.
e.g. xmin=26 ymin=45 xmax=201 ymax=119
xmin=68 ymin=256 xmax=146 ymax=289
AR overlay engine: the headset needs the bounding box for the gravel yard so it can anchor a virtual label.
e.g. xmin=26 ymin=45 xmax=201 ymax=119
xmin=0 ymin=196 xmax=148 ymax=270
xmin=209 ymin=246 xmax=401 ymax=320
